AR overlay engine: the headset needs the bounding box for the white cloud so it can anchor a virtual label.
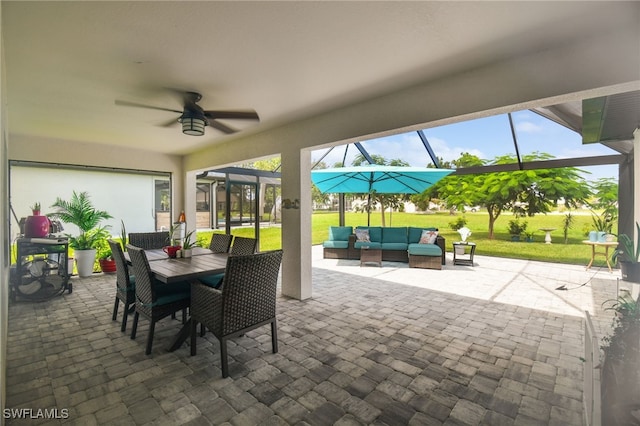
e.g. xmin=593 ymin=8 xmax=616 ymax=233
xmin=515 ymin=121 xmax=542 ymax=133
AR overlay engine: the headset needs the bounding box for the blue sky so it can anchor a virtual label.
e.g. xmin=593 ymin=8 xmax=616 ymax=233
xmin=312 ymin=110 xmax=619 ymax=183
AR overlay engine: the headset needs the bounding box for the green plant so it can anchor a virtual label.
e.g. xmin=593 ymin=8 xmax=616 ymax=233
xmin=30 ymin=202 xmax=41 ymax=212
xmin=601 ymin=291 xmax=640 ymax=362
xmin=612 ymin=222 xmax=640 ymax=264
xmin=49 ymin=191 xmax=113 ymax=250
xmin=508 ymin=219 xmax=527 ymax=237
xmin=95 ymin=239 xmax=113 ymax=260
xmin=562 ymin=212 xmax=575 ymax=244
xmin=169 ymin=223 xmax=182 ymax=246
xmin=182 ymin=230 xmax=197 ymax=250
xmin=591 ymin=210 xmax=614 ymax=233
xmin=448 ymin=215 xmax=468 ymax=231
xmin=120 ymin=219 xmax=127 ymax=251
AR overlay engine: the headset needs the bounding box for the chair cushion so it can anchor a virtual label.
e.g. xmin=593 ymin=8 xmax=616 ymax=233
xmin=408 ymin=243 xmax=442 ymax=256
xmin=328 ymin=226 xmax=353 ymax=241
xmin=153 ymin=292 xmax=190 ymax=307
xmin=382 ymin=227 xmax=408 ymax=244
xmin=199 ymin=273 xmax=224 ymax=289
xmin=323 ymin=240 xmax=349 ymax=249
xmin=156 ymin=280 xmax=190 ymax=296
xmin=409 ymin=227 xmax=437 ymax=244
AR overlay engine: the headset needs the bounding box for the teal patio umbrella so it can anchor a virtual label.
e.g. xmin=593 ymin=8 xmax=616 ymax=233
xmin=311 ymin=165 xmax=454 ymax=224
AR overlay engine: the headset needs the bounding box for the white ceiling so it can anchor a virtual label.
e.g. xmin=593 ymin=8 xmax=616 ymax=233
xmin=3 ymin=1 xmax=639 ymax=156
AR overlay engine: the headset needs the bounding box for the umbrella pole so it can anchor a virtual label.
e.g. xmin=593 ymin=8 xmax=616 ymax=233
xmin=367 ymin=193 xmax=371 ymax=226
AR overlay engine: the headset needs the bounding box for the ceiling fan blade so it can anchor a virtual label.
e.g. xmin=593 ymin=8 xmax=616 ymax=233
xmin=210 ymin=120 xmax=238 ymax=134
xmin=115 ymin=99 xmax=182 ymax=114
xmin=159 ymin=117 xmax=179 ymax=127
xmin=203 ymin=110 xmax=259 ymax=121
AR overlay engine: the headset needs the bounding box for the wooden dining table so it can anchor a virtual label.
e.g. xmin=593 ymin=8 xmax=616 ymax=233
xmin=124 ymin=246 xmax=229 ymax=351
xmin=124 ymin=247 xmax=228 ymax=283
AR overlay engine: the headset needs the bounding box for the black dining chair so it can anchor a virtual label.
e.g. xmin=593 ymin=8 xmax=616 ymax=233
xmin=127 ymin=244 xmax=191 ymax=355
xmin=199 ymin=236 xmax=257 ymax=289
xmin=209 ymin=233 xmax=233 ymax=253
xmin=109 ymin=239 xmax=135 ymax=332
xmin=128 ymin=232 xmax=170 ymax=250
xmin=190 ymin=250 xmax=283 ymax=377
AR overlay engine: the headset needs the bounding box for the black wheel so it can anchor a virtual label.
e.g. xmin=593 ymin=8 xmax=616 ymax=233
xmin=16 ymin=258 xmax=67 ymax=301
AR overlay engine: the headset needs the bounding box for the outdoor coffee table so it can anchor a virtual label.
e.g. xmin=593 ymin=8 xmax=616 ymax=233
xmin=360 ymin=246 xmax=382 ymax=267
xmin=453 ymin=241 xmax=476 ymax=266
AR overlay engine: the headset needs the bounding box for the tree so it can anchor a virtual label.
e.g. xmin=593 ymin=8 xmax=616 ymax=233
xmin=426 ymin=152 xmax=592 ymax=239
xmin=476 ymin=153 xmax=591 ymax=238
xmin=588 ymin=177 xmax=619 ymax=233
xmin=412 ymin=153 xmax=484 ymax=213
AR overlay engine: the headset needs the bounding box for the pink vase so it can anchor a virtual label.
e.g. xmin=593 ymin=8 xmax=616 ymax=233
xmin=24 ymin=215 xmax=50 ymax=238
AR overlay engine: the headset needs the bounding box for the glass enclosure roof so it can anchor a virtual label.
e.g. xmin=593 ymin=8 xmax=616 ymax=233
xmin=312 ymin=108 xmax=621 ymax=182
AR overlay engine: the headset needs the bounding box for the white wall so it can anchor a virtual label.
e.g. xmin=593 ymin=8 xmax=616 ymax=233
xmin=8 ymin=134 xmax=185 ymax=223
xmin=10 ymin=166 xmax=163 ymax=238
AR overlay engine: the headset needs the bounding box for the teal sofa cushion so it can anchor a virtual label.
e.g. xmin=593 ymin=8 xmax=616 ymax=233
xmin=356 ymin=226 xmax=382 ymax=242
xmin=323 ymin=240 xmax=349 ymax=249
xmin=409 ymin=227 xmax=438 ymax=244
xmin=382 ymin=227 xmax=408 ymax=244
xmin=329 ymin=226 xmax=353 ymax=241
xmin=408 ymin=243 xmax=442 ymax=256
xmin=381 ymin=243 xmax=408 ymax=251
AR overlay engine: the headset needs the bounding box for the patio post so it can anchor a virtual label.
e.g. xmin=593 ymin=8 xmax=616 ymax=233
xmin=280 ymin=148 xmax=312 ymax=300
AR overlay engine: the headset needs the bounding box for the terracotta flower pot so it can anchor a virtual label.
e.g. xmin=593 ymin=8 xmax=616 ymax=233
xmin=99 ymin=258 xmax=117 ymax=274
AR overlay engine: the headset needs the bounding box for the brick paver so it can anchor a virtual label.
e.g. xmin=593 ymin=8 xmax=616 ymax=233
xmin=5 ymin=248 xmax=622 ymax=425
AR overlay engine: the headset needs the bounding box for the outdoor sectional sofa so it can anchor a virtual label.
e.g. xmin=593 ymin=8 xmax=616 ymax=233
xmin=322 ymin=226 xmax=445 ymax=270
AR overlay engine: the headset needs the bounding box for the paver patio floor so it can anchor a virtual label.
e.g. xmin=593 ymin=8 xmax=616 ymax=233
xmin=5 ymin=246 xmax=627 ymax=425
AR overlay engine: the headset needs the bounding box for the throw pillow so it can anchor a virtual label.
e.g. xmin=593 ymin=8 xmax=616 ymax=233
xmin=419 ymin=230 xmax=438 ymax=244
xmin=355 ymin=229 xmax=370 ymax=242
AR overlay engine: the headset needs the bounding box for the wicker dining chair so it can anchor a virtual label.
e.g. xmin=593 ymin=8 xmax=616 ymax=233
xmin=190 ymin=249 xmax=283 ymax=377
xmin=108 ymin=239 xmax=135 ymax=332
xmin=127 ymin=245 xmax=191 ymax=355
xmin=209 ymin=233 xmax=233 ymax=253
xmin=128 ymin=232 xmax=170 ymax=250
xmin=230 ymin=236 xmax=257 ymax=255
xmin=198 ymin=236 xmax=257 ymax=289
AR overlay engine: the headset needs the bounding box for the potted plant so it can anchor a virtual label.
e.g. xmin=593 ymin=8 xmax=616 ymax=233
xmin=96 ymin=239 xmax=116 ymax=273
xmin=24 ymin=201 xmax=50 ymax=237
xmin=600 ymin=291 xmax=640 ymax=423
xmin=30 ymin=202 xmax=41 ymax=215
xmin=181 ymin=230 xmax=197 ymax=258
xmin=612 ymin=222 xmax=640 ymax=283
xmin=524 ymin=231 xmax=535 ymax=242
xmin=49 ymin=191 xmax=112 ymax=277
xmin=508 ymin=219 xmax=527 ymax=242
xmin=590 ymin=210 xmax=615 ymax=242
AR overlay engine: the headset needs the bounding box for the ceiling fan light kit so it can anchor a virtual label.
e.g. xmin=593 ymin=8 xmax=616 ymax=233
xmin=179 ymin=114 xmax=207 ymax=136
xmin=115 ymin=90 xmax=259 ymax=137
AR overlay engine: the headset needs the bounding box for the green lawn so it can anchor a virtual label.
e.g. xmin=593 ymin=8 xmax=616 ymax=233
xmin=198 ymin=210 xmax=616 ymax=268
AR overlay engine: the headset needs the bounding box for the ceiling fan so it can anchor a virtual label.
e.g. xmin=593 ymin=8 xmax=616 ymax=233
xmin=115 ymin=91 xmax=259 ymax=136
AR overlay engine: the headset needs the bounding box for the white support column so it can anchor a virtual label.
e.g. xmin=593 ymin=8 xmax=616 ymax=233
xmin=184 ymin=170 xmax=197 ymax=234
xmin=280 ymin=148 xmax=312 ymax=300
